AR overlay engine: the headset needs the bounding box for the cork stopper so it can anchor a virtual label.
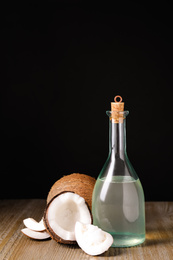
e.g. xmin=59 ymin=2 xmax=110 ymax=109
xmin=111 ymin=95 xmax=124 ymax=123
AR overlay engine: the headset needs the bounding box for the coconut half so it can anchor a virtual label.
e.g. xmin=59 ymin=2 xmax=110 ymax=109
xmin=44 ymin=173 xmax=96 ymax=244
xmin=75 ymin=222 xmax=113 ymax=256
xmin=44 ymin=192 xmax=92 ymax=244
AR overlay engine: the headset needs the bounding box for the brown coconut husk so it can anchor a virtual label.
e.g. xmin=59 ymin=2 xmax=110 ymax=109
xmin=44 ymin=173 xmax=96 ymax=244
xmin=47 ymin=173 xmax=96 ymax=211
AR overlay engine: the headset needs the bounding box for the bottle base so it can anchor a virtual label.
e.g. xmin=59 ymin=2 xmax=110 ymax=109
xmin=110 ymin=233 xmax=145 ymax=247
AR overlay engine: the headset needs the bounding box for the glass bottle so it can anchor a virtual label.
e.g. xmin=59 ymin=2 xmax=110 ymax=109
xmin=92 ymin=96 xmax=145 ymax=247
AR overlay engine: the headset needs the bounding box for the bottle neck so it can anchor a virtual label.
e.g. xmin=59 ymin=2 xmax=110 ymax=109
xmin=109 ymin=119 xmax=127 ymax=160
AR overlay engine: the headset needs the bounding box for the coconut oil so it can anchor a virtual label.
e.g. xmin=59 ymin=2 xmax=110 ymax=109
xmin=92 ymin=176 xmax=145 ymax=247
xmin=92 ymin=96 xmax=145 ymax=247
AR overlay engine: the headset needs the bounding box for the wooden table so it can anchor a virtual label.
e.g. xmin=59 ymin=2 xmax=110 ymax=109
xmin=0 ymin=200 xmax=173 ymax=260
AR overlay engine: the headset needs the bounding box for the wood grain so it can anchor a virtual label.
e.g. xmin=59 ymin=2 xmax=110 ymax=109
xmin=0 ymin=200 xmax=173 ymax=260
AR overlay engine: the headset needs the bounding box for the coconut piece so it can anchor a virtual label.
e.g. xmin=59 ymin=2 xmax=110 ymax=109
xmin=21 ymin=228 xmax=50 ymax=240
xmin=75 ymin=222 xmax=113 ymax=256
xmin=44 ymin=192 xmax=92 ymax=244
xmin=23 ymin=218 xmax=46 ymax=231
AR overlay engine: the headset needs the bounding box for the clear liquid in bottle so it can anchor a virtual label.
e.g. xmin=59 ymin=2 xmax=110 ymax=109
xmin=92 ymin=176 xmax=145 ymax=247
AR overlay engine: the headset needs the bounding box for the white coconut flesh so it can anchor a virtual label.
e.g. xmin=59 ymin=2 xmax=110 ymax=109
xmin=47 ymin=192 xmax=92 ymax=241
xmin=21 ymin=228 xmax=50 ymax=240
xmin=23 ymin=218 xmax=46 ymax=231
xmin=75 ymin=222 xmax=113 ymax=256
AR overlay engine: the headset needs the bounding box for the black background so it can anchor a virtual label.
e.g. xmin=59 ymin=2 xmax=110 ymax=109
xmin=1 ymin=2 xmax=173 ymax=201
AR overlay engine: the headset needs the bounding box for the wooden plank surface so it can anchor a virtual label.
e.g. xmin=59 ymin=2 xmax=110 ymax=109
xmin=0 ymin=200 xmax=173 ymax=260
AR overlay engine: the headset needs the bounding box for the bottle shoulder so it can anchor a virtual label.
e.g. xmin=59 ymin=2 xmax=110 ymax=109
xmin=98 ymin=153 xmax=139 ymax=180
